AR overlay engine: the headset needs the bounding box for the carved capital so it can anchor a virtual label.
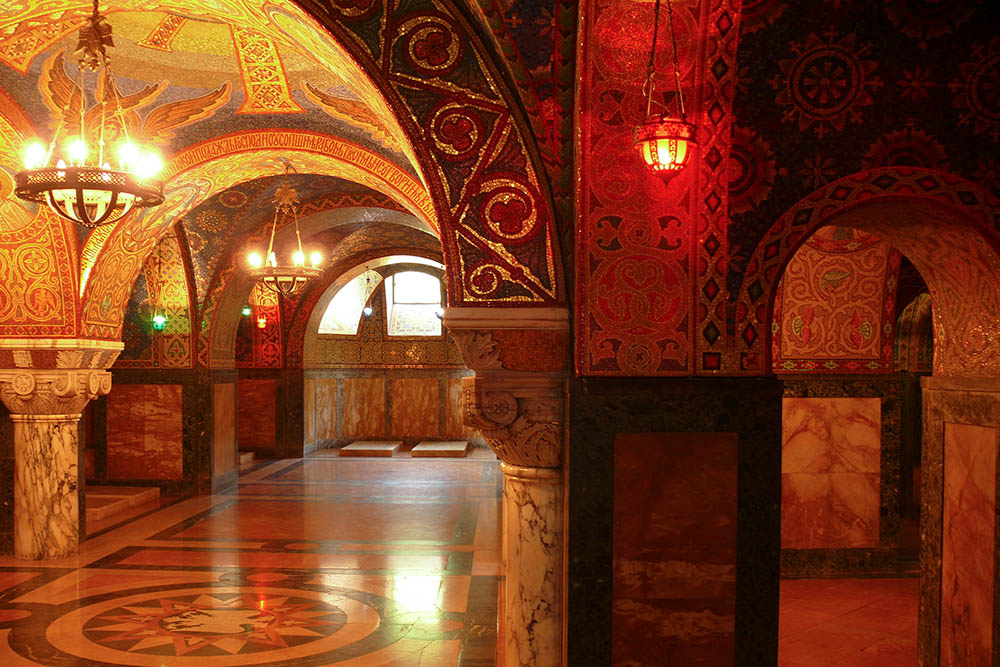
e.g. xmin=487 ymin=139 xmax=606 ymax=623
xmin=450 ymin=330 xmax=504 ymax=371
xmin=463 ymin=372 xmax=565 ymax=468
xmin=0 ymin=368 xmax=112 ymax=415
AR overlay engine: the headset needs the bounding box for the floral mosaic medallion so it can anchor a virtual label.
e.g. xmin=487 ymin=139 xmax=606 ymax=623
xmin=13 ymin=583 xmax=410 ymax=665
xmin=82 ymin=592 xmax=346 ymax=656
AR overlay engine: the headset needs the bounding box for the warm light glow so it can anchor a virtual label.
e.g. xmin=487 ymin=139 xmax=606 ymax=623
xmin=248 ymin=252 xmax=263 ymax=269
xmin=67 ymin=138 xmax=88 ymax=165
xmin=268 ymin=252 xmax=277 ymax=267
xmin=634 ymin=116 xmax=696 ymax=181
xmin=310 ymin=251 xmax=322 ymax=267
xmin=392 ymin=576 xmax=442 ymax=612
xmin=13 ymin=6 xmax=164 ymax=228
xmin=22 ymin=142 xmax=47 ymax=170
xmin=293 ymin=250 xmax=305 ymax=267
xmin=257 ymin=316 xmax=267 ymax=329
xmin=118 ymin=141 xmax=139 ymax=170
xmin=135 ymin=152 xmax=163 ymax=179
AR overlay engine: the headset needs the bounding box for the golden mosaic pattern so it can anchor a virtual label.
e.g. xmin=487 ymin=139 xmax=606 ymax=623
xmin=137 ymin=14 xmax=187 ymax=52
xmin=231 ymin=26 xmax=304 ymax=115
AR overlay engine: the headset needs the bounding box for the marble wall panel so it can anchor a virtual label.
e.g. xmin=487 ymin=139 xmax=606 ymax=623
xmin=613 ymin=432 xmax=739 ymax=665
xmin=315 ymin=378 xmax=338 ymax=443
xmin=212 ymin=383 xmax=235 ymax=478
xmin=391 ymin=378 xmax=438 ymax=438
xmin=106 ymin=384 xmax=183 ymax=480
xmin=781 ymin=397 xmax=881 ymax=548
xmin=342 ymin=378 xmax=385 ymax=439
xmin=445 ymin=377 xmax=477 ymax=439
xmin=941 ymin=422 xmax=997 ymax=666
xmin=237 ymin=379 xmax=276 ymax=452
xmin=303 ymin=378 xmax=316 ymax=446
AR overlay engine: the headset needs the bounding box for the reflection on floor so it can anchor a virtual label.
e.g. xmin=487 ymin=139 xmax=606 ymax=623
xmin=0 ymin=449 xmax=502 ymax=666
xmin=779 ymin=577 xmax=919 ymax=666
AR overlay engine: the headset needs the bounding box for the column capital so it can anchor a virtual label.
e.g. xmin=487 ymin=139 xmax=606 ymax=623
xmin=0 ymin=368 xmax=113 ymax=415
xmin=463 ymin=373 xmax=565 ymax=468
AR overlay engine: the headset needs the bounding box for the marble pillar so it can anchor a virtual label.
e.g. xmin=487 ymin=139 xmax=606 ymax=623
xmin=502 ymin=463 xmax=563 ymax=667
xmin=12 ymin=414 xmax=80 ymax=559
xmin=0 ymin=343 xmax=119 ymax=560
xmin=446 ymin=306 xmax=570 ymax=667
xmin=920 ymin=377 xmax=1000 ymax=665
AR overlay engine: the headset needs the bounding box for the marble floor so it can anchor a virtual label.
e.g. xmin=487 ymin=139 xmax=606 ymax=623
xmin=0 ymin=450 xmax=502 ymax=666
xmin=778 ymin=577 xmax=919 ymax=666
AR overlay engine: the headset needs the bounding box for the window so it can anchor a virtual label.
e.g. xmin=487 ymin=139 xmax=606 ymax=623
xmin=317 ymin=270 xmax=382 ymax=335
xmin=384 ymin=271 xmax=442 ymax=336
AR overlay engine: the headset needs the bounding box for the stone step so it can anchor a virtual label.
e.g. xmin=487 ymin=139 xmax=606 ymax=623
xmin=412 ymin=440 xmax=471 ymax=458
xmin=86 ymin=486 xmax=160 ymax=523
xmin=238 ymin=451 xmax=255 ymax=470
xmin=340 ymin=440 xmax=403 ymax=457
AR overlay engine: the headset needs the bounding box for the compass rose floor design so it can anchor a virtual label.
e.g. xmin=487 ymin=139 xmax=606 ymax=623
xmin=0 ymin=450 xmax=502 ymax=665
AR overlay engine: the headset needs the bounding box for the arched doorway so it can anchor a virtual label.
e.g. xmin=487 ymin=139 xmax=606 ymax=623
xmin=739 ymin=168 xmax=1000 ymax=665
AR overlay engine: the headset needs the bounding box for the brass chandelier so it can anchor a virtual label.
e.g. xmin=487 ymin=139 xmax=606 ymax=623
xmin=15 ymin=0 xmax=164 ymax=227
xmin=633 ymin=0 xmax=697 ymax=181
xmin=246 ymin=164 xmax=323 ymax=296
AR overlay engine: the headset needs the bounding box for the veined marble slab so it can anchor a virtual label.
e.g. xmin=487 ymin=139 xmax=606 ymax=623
xmin=412 ymin=441 xmax=471 ymax=458
xmin=340 ymin=441 xmax=403 ymax=457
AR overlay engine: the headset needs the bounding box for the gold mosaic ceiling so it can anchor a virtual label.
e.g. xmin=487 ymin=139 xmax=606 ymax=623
xmin=0 ymin=0 xmax=427 ymax=227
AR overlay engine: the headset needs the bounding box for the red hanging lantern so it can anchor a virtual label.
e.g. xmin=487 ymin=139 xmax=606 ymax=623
xmin=634 ymin=115 xmax=696 ymax=182
xmin=634 ymin=0 xmax=696 ymax=181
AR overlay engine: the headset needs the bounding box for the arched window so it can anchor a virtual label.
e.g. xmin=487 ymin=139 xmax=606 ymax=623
xmin=384 ymin=271 xmax=442 ymax=336
xmin=317 ymin=269 xmax=382 ymax=335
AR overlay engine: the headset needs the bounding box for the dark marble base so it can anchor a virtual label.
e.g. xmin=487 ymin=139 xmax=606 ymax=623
xmin=569 ymin=377 xmax=783 ymax=667
xmin=781 ymin=547 xmax=902 ymax=577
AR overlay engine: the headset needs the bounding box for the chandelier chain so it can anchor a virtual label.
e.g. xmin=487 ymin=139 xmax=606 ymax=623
xmin=644 ymin=0 xmax=662 ymax=118
xmin=666 ymin=0 xmax=686 ymax=120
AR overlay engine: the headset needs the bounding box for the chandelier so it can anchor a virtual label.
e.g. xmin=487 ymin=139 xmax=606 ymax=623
xmin=633 ymin=0 xmax=696 ymax=181
xmin=246 ymin=164 xmax=323 ymax=296
xmin=15 ymin=0 xmax=164 ymax=227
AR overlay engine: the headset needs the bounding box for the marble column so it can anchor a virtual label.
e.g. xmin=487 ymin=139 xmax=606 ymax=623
xmin=0 ymin=346 xmax=118 ymax=560
xmin=502 ymin=463 xmax=563 ymax=666
xmin=920 ymin=376 xmax=1000 ymax=665
xmin=12 ymin=413 xmax=81 ymax=559
xmin=445 ymin=306 xmax=570 ymax=667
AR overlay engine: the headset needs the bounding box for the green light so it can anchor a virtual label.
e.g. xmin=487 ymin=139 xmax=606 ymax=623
xmin=152 ymin=314 xmax=167 ymax=331
xmin=241 ymin=306 xmax=252 ymax=317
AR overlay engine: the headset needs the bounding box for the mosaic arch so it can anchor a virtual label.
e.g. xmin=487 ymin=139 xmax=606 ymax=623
xmin=2 ymin=0 xmax=563 ymax=347
xmin=79 ymin=131 xmax=434 ymax=341
xmin=737 ymin=167 xmax=1000 ymax=378
xmin=199 ymin=199 xmax=437 ymax=368
xmin=297 ymin=0 xmax=563 ymax=306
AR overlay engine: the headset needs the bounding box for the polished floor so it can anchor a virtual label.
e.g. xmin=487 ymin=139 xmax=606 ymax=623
xmin=0 ymin=450 xmax=502 ymax=665
xmin=778 ymin=577 xmax=919 ymax=666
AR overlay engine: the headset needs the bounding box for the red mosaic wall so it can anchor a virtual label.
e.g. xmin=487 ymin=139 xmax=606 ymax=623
xmin=575 ymin=0 xmax=740 ymax=375
xmin=772 ymin=227 xmax=900 ymax=374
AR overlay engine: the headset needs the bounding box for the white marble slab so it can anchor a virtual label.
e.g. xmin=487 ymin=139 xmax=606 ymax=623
xmin=340 ymin=441 xmax=403 ymax=457
xmin=412 ymin=441 xmax=470 ymax=458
